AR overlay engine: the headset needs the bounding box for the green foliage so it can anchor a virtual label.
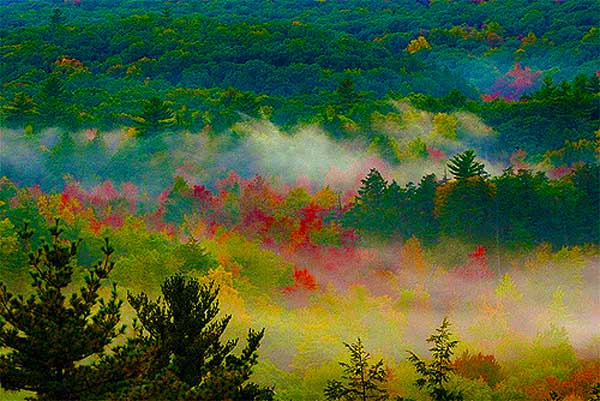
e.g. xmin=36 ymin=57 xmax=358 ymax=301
xmin=49 ymin=8 xmax=65 ymax=25
xmin=324 ymin=338 xmax=389 ymax=401
xmin=2 ymin=93 xmax=38 ymax=127
xmin=1 ymin=1 xmax=596 ymax=153
xmin=0 ymin=220 xmax=124 ymax=400
xmin=91 ymin=274 xmax=273 ymax=400
xmin=175 ymin=239 xmax=218 ymax=272
xmin=435 ymin=177 xmax=496 ymax=243
xmin=447 ymin=150 xmax=486 ymax=180
xmin=407 ymin=318 xmax=463 ymax=401
xmin=135 ymin=97 xmax=175 ymax=136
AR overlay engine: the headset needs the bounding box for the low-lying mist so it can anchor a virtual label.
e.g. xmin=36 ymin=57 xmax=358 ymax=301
xmin=1 ymin=107 xmax=502 ymax=197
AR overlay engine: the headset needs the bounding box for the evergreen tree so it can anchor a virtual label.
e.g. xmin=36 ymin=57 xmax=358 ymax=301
xmin=0 ymin=220 xmax=124 ymax=401
xmin=50 ymin=8 xmax=66 ymax=25
xmin=92 ymin=274 xmax=273 ymax=400
xmin=357 ymin=169 xmax=388 ymax=204
xmin=447 ymin=150 xmax=486 ymax=180
xmin=1 ymin=92 xmax=38 ymax=127
xmin=345 ymin=168 xmax=390 ymax=235
xmin=407 ymin=318 xmax=463 ymax=401
xmin=37 ymin=74 xmax=72 ymax=127
xmin=324 ymin=338 xmax=388 ymax=401
xmin=135 ymin=97 xmax=175 ymax=136
xmin=336 ymin=79 xmax=359 ymax=107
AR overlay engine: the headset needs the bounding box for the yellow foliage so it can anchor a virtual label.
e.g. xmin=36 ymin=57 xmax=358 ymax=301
xmin=125 ymin=64 xmax=141 ymax=76
xmin=433 ymin=181 xmax=455 ymax=217
xmin=431 ymin=112 xmax=458 ymax=140
xmin=199 ymin=266 xmax=250 ymax=325
xmin=401 ymin=236 xmax=426 ymax=275
xmin=36 ymin=194 xmax=61 ymax=222
xmin=495 ymin=273 xmax=523 ymax=301
xmin=521 ymin=32 xmax=538 ymax=47
xmin=313 ymin=186 xmax=338 ymax=209
xmin=126 ymin=126 xmax=137 ymax=137
xmin=406 ymin=35 xmax=432 ymax=54
xmin=0 ymin=218 xmax=19 ymax=255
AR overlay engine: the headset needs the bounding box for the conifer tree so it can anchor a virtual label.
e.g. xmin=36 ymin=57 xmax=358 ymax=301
xmin=0 ymin=220 xmax=124 ymax=401
xmin=135 ymin=97 xmax=175 ymax=136
xmin=93 ymin=274 xmax=274 ymax=400
xmin=346 ymin=168 xmax=389 ymax=234
xmin=447 ymin=150 xmax=486 ymax=180
xmin=324 ymin=338 xmax=388 ymax=401
xmin=407 ymin=318 xmax=463 ymax=401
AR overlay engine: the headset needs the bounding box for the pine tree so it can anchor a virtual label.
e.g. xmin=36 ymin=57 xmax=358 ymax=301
xmin=135 ymin=97 xmax=175 ymax=136
xmin=447 ymin=150 xmax=486 ymax=180
xmin=37 ymin=74 xmax=72 ymax=127
xmin=93 ymin=274 xmax=274 ymax=400
xmin=357 ymin=169 xmax=388 ymax=204
xmin=346 ymin=168 xmax=389 ymax=234
xmin=0 ymin=220 xmax=124 ymax=400
xmin=324 ymin=338 xmax=388 ymax=401
xmin=407 ymin=318 xmax=463 ymax=401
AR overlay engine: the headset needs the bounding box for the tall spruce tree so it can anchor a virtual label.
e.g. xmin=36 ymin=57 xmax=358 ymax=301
xmin=0 ymin=220 xmax=124 ymax=400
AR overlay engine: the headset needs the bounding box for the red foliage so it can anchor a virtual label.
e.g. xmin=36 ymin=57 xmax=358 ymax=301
xmin=453 ymin=351 xmax=503 ymax=387
xmin=547 ymin=165 xmax=575 ymax=179
xmin=62 ymin=182 xmax=87 ymax=203
xmin=454 ymin=245 xmax=495 ymax=281
xmin=509 ymin=149 xmax=530 ymax=171
xmin=192 ymin=184 xmax=212 ymax=203
xmin=283 ymin=268 xmax=318 ymax=294
xmin=484 ymin=63 xmax=541 ymax=101
xmin=481 ymin=91 xmax=502 ymax=102
xmin=89 ymin=213 xmax=125 ymax=233
xmin=427 ymin=146 xmax=447 ymax=163
xmin=89 ymin=181 xmax=120 ymax=206
xmin=242 ymin=206 xmax=274 ymax=235
xmin=523 ymin=361 xmax=600 ymax=401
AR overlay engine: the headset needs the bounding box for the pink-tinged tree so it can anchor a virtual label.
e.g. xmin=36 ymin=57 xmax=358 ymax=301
xmin=454 ymin=245 xmax=494 ymax=281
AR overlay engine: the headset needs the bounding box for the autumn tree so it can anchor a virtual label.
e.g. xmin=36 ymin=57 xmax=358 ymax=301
xmin=407 ymin=318 xmax=463 ymax=401
xmin=0 ymin=220 xmax=124 ymax=400
xmin=324 ymin=338 xmax=389 ymax=401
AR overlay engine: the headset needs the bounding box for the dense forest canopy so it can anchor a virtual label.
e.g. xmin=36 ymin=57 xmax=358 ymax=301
xmin=0 ymin=1 xmax=599 ymax=400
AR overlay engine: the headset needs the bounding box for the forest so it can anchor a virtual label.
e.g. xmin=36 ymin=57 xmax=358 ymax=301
xmin=0 ymin=0 xmax=599 ymax=400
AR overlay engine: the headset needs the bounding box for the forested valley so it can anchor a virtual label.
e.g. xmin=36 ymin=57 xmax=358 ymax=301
xmin=0 ymin=1 xmax=599 ymax=400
